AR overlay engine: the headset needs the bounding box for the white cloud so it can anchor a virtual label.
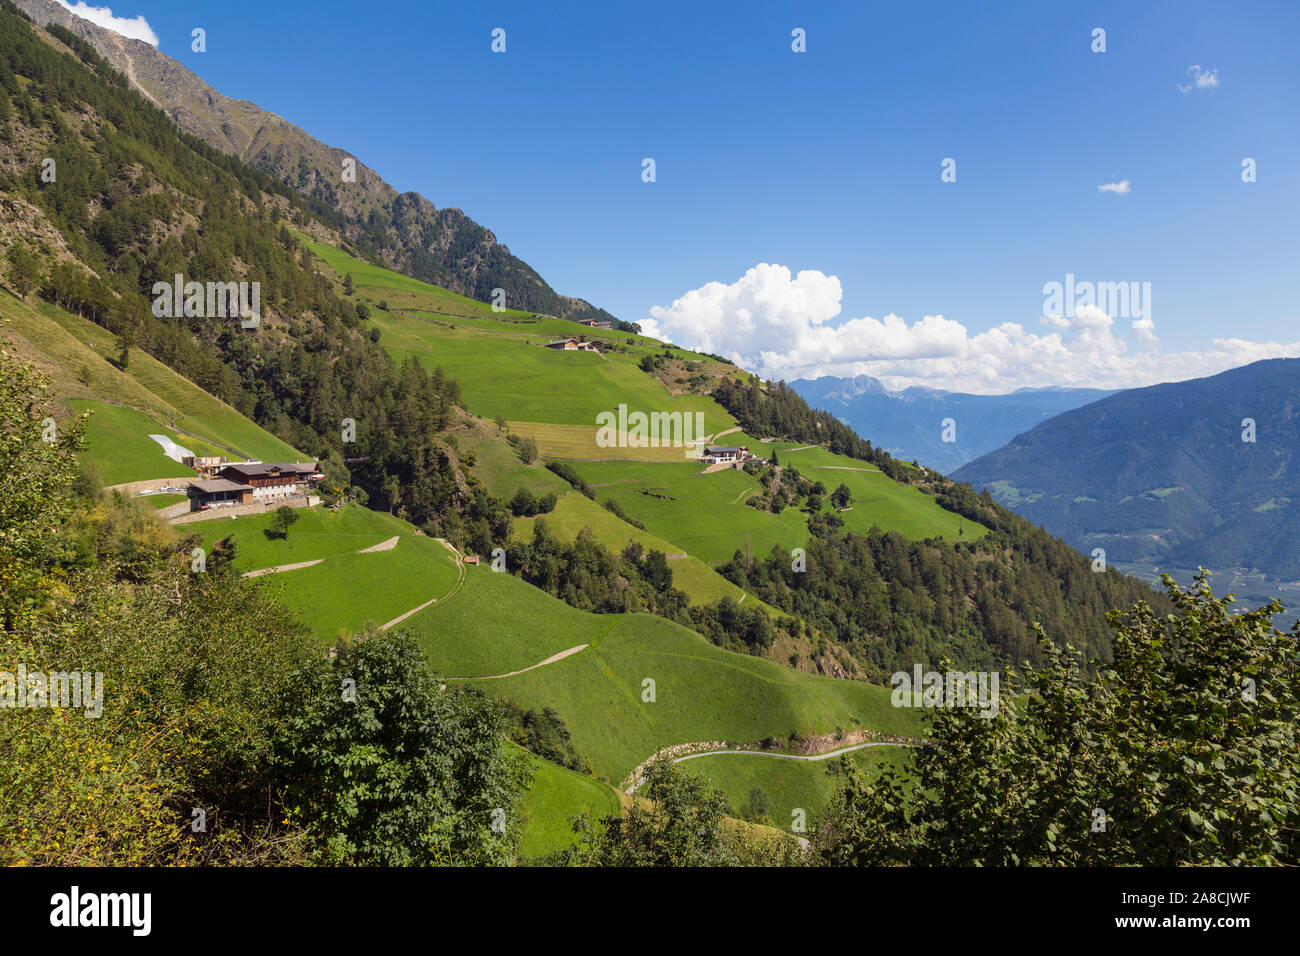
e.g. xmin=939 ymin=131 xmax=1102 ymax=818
xmin=1132 ymin=317 xmax=1159 ymax=348
xmin=54 ymin=1 xmax=159 ymax=47
xmin=1178 ymin=65 xmax=1219 ymax=93
xmin=642 ymin=264 xmax=1300 ymax=394
xmin=1098 ymin=179 xmax=1131 ymax=194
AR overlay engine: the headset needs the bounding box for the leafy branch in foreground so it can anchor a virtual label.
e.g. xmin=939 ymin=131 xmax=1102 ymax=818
xmin=815 ymin=573 xmax=1299 ymax=866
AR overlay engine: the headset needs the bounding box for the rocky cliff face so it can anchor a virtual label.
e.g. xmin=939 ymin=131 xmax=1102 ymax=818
xmin=13 ymin=0 xmax=616 ymax=322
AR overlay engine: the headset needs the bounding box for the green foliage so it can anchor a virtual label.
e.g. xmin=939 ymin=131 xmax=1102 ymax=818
xmin=502 ymin=702 xmax=588 ymax=774
xmin=722 ymin=522 xmax=1165 ymax=679
xmin=276 ymin=632 xmax=529 ymax=865
xmin=5 ymin=243 xmax=41 ymax=300
xmin=545 ymin=460 xmax=595 ymax=499
xmin=271 ymin=504 xmax=300 ymax=539
xmin=564 ymin=760 xmax=740 ymax=866
xmin=507 ymin=523 xmax=690 ymax=618
xmin=602 ymin=496 xmax=645 ymax=530
xmin=0 ymin=343 xmax=84 ymax=629
xmin=831 ymin=482 xmax=852 ymax=509
xmin=814 ymin=574 xmax=1299 ymax=865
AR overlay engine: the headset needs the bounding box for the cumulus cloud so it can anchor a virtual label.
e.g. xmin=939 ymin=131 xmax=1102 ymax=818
xmin=1132 ymin=317 xmax=1159 ymax=348
xmin=1178 ymin=65 xmax=1219 ymax=93
xmin=54 ymin=1 xmax=159 ymax=47
xmin=641 ymin=264 xmax=1300 ymax=394
xmin=1098 ymin=179 xmax=1131 ymax=194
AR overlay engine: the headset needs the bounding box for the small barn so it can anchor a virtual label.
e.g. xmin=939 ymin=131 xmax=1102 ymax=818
xmin=187 ymin=478 xmax=254 ymax=511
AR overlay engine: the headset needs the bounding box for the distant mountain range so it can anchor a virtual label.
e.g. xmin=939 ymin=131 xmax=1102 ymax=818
xmin=790 ymin=375 xmax=1114 ymax=473
xmin=12 ymin=0 xmax=617 ymax=324
xmin=952 ymin=358 xmax=1300 ymax=582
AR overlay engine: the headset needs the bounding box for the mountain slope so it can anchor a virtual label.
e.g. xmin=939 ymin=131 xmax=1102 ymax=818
xmin=11 ymin=0 xmax=616 ymax=323
xmin=952 ymin=358 xmax=1300 ymax=579
xmin=0 ymin=289 xmax=307 ymax=482
xmin=792 ymin=374 xmax=1114 ymax=473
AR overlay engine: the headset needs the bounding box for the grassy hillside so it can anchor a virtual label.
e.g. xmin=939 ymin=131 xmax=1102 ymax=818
xmin=194 ymin=505 xmax=463 ymax=641
xmin=514 ymin=745 xmax=621 ymax=858
xmin=511 ymin=492 xmax=768 ymax=608
xmin=304 ymin=239 xmax=732 ymax=432
xmin=408 ymin=566 xmax=616 ymax=678
xmin=67 ymin=399 xmax=214 ymax=486
xmin=677 ymin=744 xmax=912 ymax=831
xmin=194 ymin=503 xmax=422 ymax=569
xmin=434 ymin=580 xmax=925 ymax=785
xmin=1 ymin=290 xmax=307 ymax=484
xmin=570 ymin=451 xmax=984 ymax=566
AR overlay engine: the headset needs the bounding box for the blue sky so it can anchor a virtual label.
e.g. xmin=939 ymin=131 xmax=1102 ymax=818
xmin=59 ymin=0 xmax=1300 ymax=391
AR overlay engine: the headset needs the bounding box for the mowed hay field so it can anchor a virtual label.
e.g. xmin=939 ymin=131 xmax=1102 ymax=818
xmin=246 ymin=529 xmax=462 ymax=642
xmin=193 ymin=504 xmax=418 ymax=571
xmin=677 ymin=743 xmax=914 ymax=832
xmin=68 ymin=399 xmax=210 ymax=486
xmin=506 ymin=421 xmax=706 ymax=462
xmin=408 ymin=566 xmax=618 ymax=679
xmin=460 ymin=610 xmax=925 ymax=786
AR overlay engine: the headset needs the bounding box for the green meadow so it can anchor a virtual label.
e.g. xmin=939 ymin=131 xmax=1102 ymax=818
xmin=458 ymin=608 xmax=924 ymax=785
xmin=250 ymin=532 xmax=462 ymax=642
xmin=408 ymin=566 xmax=617 ymax=678
xmin=775 ymin=442 xmax=990 ymax=541
xmin=372 ymin=308 xmax=731 ymax=430
xmin=510 ymin=492 xmax=761 ymax=607
xmin=68 ymin=399 xmax=209 ymax=486
xmin=194 ymin=504 xmax=421 ymax=570
xmin=514 ymin=745 xmax=621 ymax=858
xmin=568 ymin=459 xmax=810 ymax=564
xmin=570 ymin=446 xmax=987 ymax=566
xmin=678 ymin=744 xmax=914 ymax=831
xmin=458 ymin=428 xmax=573 ymax=499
